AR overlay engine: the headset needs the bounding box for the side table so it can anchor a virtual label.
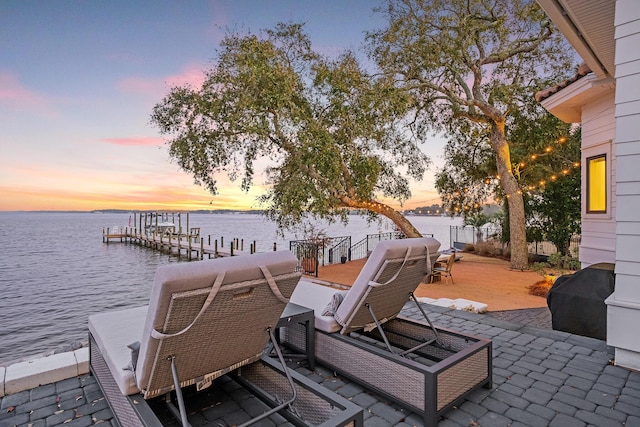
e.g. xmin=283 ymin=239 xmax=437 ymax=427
xmin=275 ymin=302 xmax=316 ymax=369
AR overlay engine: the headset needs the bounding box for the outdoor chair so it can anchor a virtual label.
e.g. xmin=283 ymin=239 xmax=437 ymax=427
xmin=430 ymin=253 xmax=456 ymax=284
xmin=283 ymin=237 xmax=492 ymax=426
xmin=88 ymin=251 xmax=362 ymax=427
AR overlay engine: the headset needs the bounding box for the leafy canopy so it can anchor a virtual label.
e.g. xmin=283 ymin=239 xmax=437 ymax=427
xmin=151 ymin=23 xmax=429 ymax=234
xmin=368 ymin=0 xmax=577 ymax=269
xmin=367 ymin=0 xmax=572 ymax=130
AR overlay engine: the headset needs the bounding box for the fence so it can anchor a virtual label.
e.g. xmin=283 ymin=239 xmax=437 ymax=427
xmin=290 ymin=231 xmax=440 ymax=277
xmin=349 ymin=232 xmax=405 ymax=261
xmin=528 ymin=235 xmax=581 ymax=257
xmin=450 ymin=226 xmax=581 ymax=258
xmin=449 ymin=226 xmax=501 ymax=249
xmin=290 ymin=236 xmax=351 ymax=277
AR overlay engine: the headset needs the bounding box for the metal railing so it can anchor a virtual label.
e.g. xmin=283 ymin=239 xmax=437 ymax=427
xmin=450 ymin=225 xmax=581 ymax=257
xmin=349 ymin=232 xmax=405 ymax=261
xmin=449 ymin=226 xmax=501 ymax=249
xmin=289 ymin=236 xmax=351 ymax=277
xmin=529 ymin=235 xmax=581 ymax=257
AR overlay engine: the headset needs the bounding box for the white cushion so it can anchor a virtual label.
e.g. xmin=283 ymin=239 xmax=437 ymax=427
xmin=290 ymin=280 xmax=343 ymax=333
xmin=88 ymin=306 xmax=147 ymax=395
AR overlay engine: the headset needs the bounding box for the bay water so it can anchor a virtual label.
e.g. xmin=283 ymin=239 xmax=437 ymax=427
xmin=0 ymin=211 xmax=461 ymax=364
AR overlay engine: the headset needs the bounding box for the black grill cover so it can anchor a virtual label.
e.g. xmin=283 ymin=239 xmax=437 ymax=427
xmin=546 ymin=263 xmax=615 ymax=340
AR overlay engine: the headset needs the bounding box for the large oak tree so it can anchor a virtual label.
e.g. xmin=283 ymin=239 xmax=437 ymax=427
xmin=151 ymin=23 xmax=428 ymax=237
xmin=368 ymin=0 xmax=575 ymax=269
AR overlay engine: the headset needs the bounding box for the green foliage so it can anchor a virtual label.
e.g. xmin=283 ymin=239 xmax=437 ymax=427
xmin=150 ymin=23 xmax=429 ymax=235
xmin=368 ymin=0 xmax=574 ymax=131
xmin=463 ymin=212 xmax=491 ymax=228
xmin=528 ymin=166 xmax=581 ymax=255
xmin=531 ymin=262 xmax=548 ymax=275
xmin=368 ymin=0 xmax=577 ymax=269
xmin=547 ymin=252 xmax=580 ymax=271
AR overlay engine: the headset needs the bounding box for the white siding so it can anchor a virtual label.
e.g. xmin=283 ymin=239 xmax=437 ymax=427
xmin=580 ymin=93 xmax=617 ymax=266
xmin=614 ymin=6 xmax=640 ymax=285
xmin=607 ymin=0 xmax=640 ymax=371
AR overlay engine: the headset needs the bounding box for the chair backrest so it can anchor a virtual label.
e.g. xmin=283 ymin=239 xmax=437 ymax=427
xmin=445 ymin=253 xmax=456 ymax=272
xmin=334 ymin=237 xmax=440 ymax=334
xmin=135 ymin=251 xmax=300 ymax=398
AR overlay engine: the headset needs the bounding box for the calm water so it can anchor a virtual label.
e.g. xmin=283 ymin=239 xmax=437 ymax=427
xmin=0 ymin=212 xmax=460 ymax=364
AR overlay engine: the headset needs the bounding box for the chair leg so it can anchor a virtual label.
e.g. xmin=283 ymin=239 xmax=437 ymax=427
xmin=167 ymin=356 xmax=191 ymax=427
xmin=237 ymin=328 xmax=297 ymax=427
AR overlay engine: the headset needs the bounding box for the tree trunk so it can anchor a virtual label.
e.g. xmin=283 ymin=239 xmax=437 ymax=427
xmin=339 ymin=196 xmax=422 ymax=238
xmin=491 ymin=122 xmax=529 ymax=270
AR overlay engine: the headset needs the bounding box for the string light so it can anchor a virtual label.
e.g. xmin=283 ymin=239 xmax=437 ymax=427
xmin=510 ymin=134 xmax=580 ymax=193
xmin=444 ymin=135 xmax=578 ymax=211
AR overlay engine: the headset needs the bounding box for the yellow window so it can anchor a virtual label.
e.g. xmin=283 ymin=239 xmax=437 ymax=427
xmin=587 ymin=155 xmax=606 ymax=213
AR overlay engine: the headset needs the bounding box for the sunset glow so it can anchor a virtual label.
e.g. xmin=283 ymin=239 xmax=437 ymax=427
xmin=0 ymin=0 xmax=444 ymax=212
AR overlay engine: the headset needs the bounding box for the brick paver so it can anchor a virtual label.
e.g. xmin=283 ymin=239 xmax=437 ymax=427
xmin=2 ymin=303 xmax=638 ymax=426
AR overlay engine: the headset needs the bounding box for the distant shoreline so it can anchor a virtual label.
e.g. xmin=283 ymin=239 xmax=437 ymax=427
xmin=1 ymin=209 xmax=451 ymax=217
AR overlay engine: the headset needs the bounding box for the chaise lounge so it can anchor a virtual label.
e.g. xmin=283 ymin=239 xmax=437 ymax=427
xmin=283 ymin=237 xmax=492 ymax=426
xmin=88 ymin=251 xmax=363 ymax=427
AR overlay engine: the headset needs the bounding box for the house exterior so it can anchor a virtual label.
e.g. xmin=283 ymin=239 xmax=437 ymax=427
xmin=536 ymin=0 xmax=640 ymax=371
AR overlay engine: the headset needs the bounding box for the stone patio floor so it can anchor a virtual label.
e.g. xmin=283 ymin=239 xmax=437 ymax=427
xmin=2 ymin=303 xmax=639 ymax=427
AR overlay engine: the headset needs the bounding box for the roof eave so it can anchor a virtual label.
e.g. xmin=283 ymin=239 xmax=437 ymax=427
xmin=536 ymin=0 xmax=610 ymax=79
xmin=541 ymin=74 xmax=615 ymax=123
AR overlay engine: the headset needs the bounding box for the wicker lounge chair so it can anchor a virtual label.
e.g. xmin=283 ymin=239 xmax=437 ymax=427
xmin=285 ymin=237 xmax=492 ymax=426
xmin=88 ymin=251 xmax=362 ymax=427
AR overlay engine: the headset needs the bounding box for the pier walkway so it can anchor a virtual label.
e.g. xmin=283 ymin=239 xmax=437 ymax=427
xmin=101 ymin=211 xmax=273 ymax=260
xmin=2 ymin=303 xmax=640 ymax=427
xmin=102 ymin=227 xmax=270 ymax=260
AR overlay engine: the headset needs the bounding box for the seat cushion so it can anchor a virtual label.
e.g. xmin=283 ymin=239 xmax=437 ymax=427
xmin=88 ymin=306 xmax=147 ymax=395
xmin=290 ymin=280 xmax=344 ymax=333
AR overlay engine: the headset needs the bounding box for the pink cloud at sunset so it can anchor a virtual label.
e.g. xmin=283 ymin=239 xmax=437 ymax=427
xmin=117 ymin=65 xmax=206 ymax=99
xmin=165 ymin=65 xmax=207 ymax=88
xmin=1 ymin=1 xmax=444 ymax=213
xmin=100 ymin=137 xmax=165 ymax=147
xmin=0 ymin=71 xmax=51 ymax=112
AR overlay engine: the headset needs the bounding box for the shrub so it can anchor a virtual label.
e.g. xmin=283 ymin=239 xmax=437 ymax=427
xmin=528 ymin=276 xmax=554 ymax=297
xmin=474 ymin=241 xmax=502 ymax=256
xmin=547 ymin=252 xmax=580 ymax=271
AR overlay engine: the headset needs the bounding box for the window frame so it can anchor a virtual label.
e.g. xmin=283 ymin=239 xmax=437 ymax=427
xmin=586 ymin=153 xmax=607 ymax=214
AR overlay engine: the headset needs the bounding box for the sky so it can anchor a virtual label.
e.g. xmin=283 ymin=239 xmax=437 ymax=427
xmin=0 ymin=0 xmax=445 ymax=212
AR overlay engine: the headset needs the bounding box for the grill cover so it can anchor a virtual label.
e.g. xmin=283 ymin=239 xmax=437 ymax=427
xmin=547 ymin=263 xmax=615 ymax=340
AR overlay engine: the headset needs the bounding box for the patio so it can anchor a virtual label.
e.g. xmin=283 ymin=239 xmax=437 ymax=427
xmin=2 ymin=302 xmax=638 ymax=426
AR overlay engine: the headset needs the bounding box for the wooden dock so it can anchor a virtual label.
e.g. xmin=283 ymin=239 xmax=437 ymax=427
xmin=102 ymin=212 xmax=275 ymax=260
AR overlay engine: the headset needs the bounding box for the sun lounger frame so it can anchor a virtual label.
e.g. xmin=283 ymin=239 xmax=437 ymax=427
xmin=89 ymin=333 xmax=363 ymax=427
xmin=281 ymin=314 xmax=492 ymax=426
